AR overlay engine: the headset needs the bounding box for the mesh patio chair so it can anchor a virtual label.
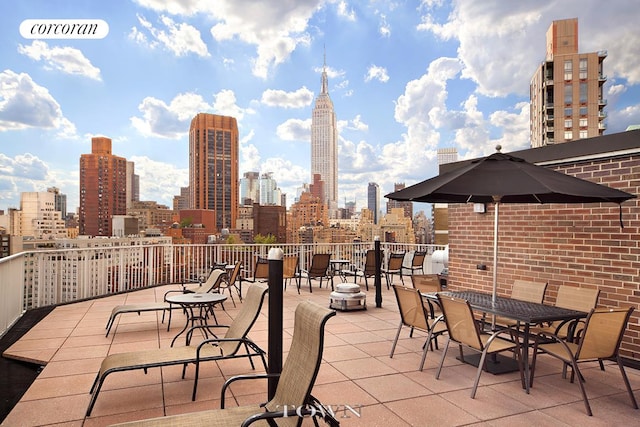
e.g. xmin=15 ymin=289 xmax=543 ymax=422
xmin=408 ymin=250 xmax=426 ymax=275
xmin=296 ymin=253 xmax=333 ymax=293
xmin=530 ymin=285 xmax=600 ymax=339
xmin=342 ymin=249 xmax=382 ymax=291
xmin=492 ymin=280 xmax=548 ymax=329
xmin=411 ymin=274 xmax=442 ymax=318
xmin=87 ymin=283 xmax=269 ymax=416
xmin=109 ymin=300 xmax=339 ymax=427
xmin=282 ymin=254 xmax=300 ymax=291
xmin=390 ymin=285 xmax=448 ymax=371
xmin=105 ymin=268 xmax=226 ymax=337
xmin=530 ymin=307 xmax=638 ymax=416
xmin=435 ymin=294 xmax=524 ymax=398
xmin=382 ymin=252 xmax=405 ymax=288
xmin=219 ymin=261 xmax=242 ymax=307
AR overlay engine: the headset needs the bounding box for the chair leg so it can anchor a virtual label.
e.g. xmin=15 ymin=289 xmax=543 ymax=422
xmin=616 ymin=356 xmax=639 ymax=409
xmin=571 ymin=360 xmax=593 ymax=416
xmin=435 ymin=336 xmax=451 ymax=379
xmin=389 ymin=322 xmax=403 ymax=358
xmin=471 ymin=350 xmax=489 ymax=398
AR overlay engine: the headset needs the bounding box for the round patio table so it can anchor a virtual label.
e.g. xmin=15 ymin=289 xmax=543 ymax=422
xmin=165 ymin=293 xmax=227 ymax=346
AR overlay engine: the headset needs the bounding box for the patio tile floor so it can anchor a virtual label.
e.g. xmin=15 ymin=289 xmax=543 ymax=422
xmin=2 ymin=282 xmax=639 ymax=426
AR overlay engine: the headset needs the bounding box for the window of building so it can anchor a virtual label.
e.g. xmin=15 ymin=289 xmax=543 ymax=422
xmin=579 ymin=82 xmax=588 ymax=103
xmin=565 ymin=119 xmax=572 ymax=128
xmin=564 ymin=131 xmax=573 ymax=140
xmin=564 ymin=60 xmax=573 ymax=80
xmin=564 ymin=84 xmax=572 ymax=104
xmin=579 ymin=118 xmax=588 ymax=127
xmin=579 ymin=58 xmax=588 ymax=79
xmin=580 ymin=130 xmax=588 ymax=139
xmin=580 ymin=106 xmax=588 ymax=115
xmin=565 ymin=107 xmax=572 ymax=117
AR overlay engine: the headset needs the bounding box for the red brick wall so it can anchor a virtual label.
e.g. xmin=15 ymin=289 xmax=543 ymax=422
xmin=448 ymin=155 xmax=640 ymax=360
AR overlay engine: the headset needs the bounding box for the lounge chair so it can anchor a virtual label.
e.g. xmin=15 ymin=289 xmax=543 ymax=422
xmin=87 ymin=283 xmax=269 ymax=416
xmin=382 ymin=252 xmax=405 ymax=288
xmin=219 ymin=261 xmax=242 ymax=307
xmin=342 ymin=249 xmax=382 ymax=291
xmin=283 ymin=254 xmax=300 ymax=291
xmin=109 ymin=300 xmax=339 ymax=427
xmin=104 ymin=268 xmax=226 ymax=337
xmin=408 ymin=250 xmax=426 ymax=275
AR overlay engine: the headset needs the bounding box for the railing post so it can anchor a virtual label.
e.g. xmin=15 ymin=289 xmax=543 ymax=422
xmin=267 ymin=247 xmax=283 ymax=400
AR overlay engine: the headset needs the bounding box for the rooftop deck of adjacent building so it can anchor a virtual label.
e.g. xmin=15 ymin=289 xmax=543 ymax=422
xmin=2 ymin=281 xmax=639 ymax=427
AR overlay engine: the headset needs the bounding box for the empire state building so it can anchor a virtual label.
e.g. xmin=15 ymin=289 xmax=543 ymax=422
xmin=311 ymin=54 xmax=338 ymax=218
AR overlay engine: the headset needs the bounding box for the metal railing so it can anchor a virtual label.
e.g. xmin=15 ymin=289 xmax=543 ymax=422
xmin=0 ymin=242 xmax=447 ymax=338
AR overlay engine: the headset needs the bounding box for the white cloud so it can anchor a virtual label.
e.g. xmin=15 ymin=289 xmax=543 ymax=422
xmin=130 ymin=14 xmax=209 ymax=57
xmin=130 ymin=92 xmax=211 ymax=138
xmin=336 ymin=1 xmax=356 ymax=21
xmin=18 ymin=41 xmax=102 ymax=81
xmin=365 ymin=65 xmax=389 ymax=83
xmin=0 ymin=70 xmax=77 ymax=137
xmin=261 ymin=87 xmax=314 ymax=108
xmin=213 ymin=89 xmax=254 ymax=120
xmin=130 ymin=155 xmax=188 ymax=205
xmin=378 ymin=13 xmax=391 ymax=37
xmin=608 ymin=84 xmax=627 ymax=96
xmin=276 ymin=118 xmax=311 ymax=141
xmin=0 ymin=153 xmax=49 ymax=179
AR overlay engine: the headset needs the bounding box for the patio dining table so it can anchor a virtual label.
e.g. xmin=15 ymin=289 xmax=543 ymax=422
xmin=423 ymin=290 xmax=588 ymax=393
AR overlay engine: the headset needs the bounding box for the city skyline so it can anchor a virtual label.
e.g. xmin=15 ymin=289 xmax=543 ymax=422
xmin=2 ymin=2 xmax=640 ymax=214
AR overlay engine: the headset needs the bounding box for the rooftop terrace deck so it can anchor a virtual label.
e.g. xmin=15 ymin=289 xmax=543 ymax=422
xmin=2 ymin=282 xmax=639 ymax=426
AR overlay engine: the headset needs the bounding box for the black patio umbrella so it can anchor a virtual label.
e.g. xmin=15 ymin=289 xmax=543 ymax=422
xmin=386 ymin=146 xmax=635 ymax=304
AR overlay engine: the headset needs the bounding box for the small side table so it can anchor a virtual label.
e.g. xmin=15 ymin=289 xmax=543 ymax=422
xmin=165 ymin=293 xmax=227 ymax=346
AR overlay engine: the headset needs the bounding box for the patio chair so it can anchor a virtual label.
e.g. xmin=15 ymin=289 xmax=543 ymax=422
xmin=109 ymin=300 xmax=339 ymax=427
xmin=219 ymin=261 xmax=242 ymax=307
xmin=382 ymin=252 xmax=405 ymax=288
xmin=243 ymin=257 xmax=269 ymax=283
xmin=105 ymin=268 xmax=226 ymax=337
xmin=411 ymin=274 xmax=442 ymax=318
xmin=530 ymin=285 xmax=600 ymax=339
xmin=296 ymin=253 xmax=333 ymax=293
xmin=390 ymin=285 xmax=448 ymax=371
xmin=530 ymin=307 xmax=638 ymax=416
xmin=493 ymin=279 xmax=548 ymax=329
xmin=87 ymin=283 xmax=269 ymax=416
xmin=435 ymin=294 xmax=524 ymax=398
xmin=408 ymin=250 xmax=426 ymax=275
xmin=342 ymin=249 xmax=382 ymax=291
xmin=282 ymin=254 xmax=300 ymax=291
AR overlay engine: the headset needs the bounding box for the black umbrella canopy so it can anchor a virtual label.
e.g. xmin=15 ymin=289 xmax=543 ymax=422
xmin=386 ymin=151 xmax=636 ymax=205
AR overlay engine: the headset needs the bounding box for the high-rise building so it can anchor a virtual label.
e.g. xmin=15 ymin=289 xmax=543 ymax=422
xmin=47 ymin=187 xmax=67 ymax=219
xmin=240 ymin=171 xmax=260 ymax=205
xmin=386 ymin=183 xmax=413 ymax=219
xmin=126 ymin=161 xmax=140 ymax=209
xmin=19 ymin=191 xmax=67 ymax=239
xmin=311 ymin=53 xmax=338 ymax=218
xmin=189 ymin=113 xmax=239 ymax=231
xmin=259 ymin=172 xmax=282 ymax=206
xmin=437 ymin=147 xmax=458 ymax=165
xmin=367 ymin=182 xmax=380 ymax=224
xmin=530 ymin=18 xmax=607 ymax=147
xmin=79 ymin=137 xmax=127 ymax=236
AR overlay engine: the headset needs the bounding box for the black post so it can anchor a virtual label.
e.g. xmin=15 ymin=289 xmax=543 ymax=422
xmin=267 ymin=248 xmax=283 ymax=400
xmin=374 ymin=237 xmax=382 ymax=308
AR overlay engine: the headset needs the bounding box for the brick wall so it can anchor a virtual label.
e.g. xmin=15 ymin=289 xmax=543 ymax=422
xmin=448 ymin=155 xmax=640 ymax=360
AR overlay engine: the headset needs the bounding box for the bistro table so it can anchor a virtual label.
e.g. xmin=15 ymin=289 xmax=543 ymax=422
xmin=329 ymin=259 xmax=351 ymax=282
xmin=164 ymin=292 xmax=227 ymax=346
xmin=423 ymin=290 xmax=587 ymax=393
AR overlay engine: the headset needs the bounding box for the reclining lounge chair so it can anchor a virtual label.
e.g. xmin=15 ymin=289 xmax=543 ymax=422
xmin=104 ymin=268 xmax=225 ymax=337
xmin=87 ymin=283 xmax=269 ymax=416
xmin=109 ymin=300 xmax=339 ymax=427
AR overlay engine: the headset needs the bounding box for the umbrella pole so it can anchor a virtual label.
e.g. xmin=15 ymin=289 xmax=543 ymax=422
xmin=493 ymin=201 xmax=499 ymax=305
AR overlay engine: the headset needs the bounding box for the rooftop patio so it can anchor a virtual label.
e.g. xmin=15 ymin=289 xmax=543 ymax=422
xmin=2 ymin=279 xmax=639 ymax=427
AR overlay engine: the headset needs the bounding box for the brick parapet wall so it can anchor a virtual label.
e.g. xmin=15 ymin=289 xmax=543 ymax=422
xmin=448 ymin=154 xmax=640 ymax=360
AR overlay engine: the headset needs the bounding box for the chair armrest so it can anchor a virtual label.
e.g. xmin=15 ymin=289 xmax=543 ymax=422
xmin=184 ymin=324 xmax=230 ymax=343
xmin=220 ymin=373 xmax=279 ymax=408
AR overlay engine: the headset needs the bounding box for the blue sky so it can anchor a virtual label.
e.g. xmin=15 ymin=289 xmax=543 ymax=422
xmin=1 ymin=1 xmax=640 ymax=214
